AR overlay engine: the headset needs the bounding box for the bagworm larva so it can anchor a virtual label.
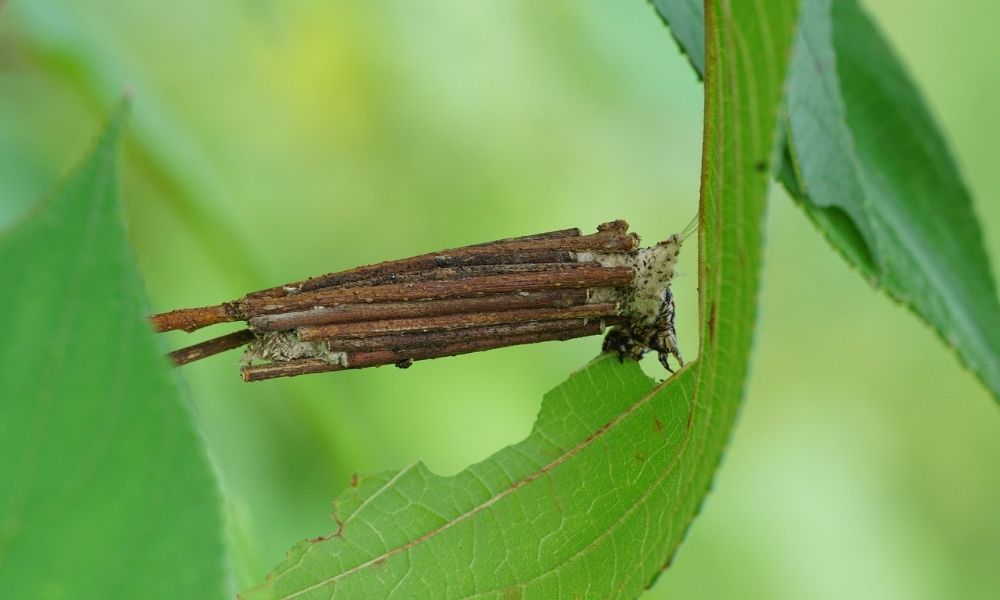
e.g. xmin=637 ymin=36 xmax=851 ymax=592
xmin=150 ymin=220 xmax=688 ymax=382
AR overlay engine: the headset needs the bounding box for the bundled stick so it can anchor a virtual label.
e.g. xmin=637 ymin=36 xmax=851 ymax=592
xmin=151 ymin=220 xmax=688 ymax=382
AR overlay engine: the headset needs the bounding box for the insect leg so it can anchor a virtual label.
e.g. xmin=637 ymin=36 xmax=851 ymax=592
xmin=602 ymin=327 xmax=645 ymax=363
xmin=649 ymin=287 xmax=683 ymax=372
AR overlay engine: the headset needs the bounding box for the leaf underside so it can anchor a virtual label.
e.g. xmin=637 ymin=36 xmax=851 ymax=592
xmin=243 ymin=1 xmax=799 ymax=598
xmin=653 ymin=0 xmax=1000 ymax=402
xmin=0 ymin=103 xmax=226 ymax=599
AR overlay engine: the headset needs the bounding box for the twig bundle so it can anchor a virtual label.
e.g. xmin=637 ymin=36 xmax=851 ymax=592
xmin=150 ymin=220 xmax=687 ymax=382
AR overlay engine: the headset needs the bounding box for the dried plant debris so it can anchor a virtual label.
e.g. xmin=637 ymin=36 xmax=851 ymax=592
xmin=150 ymin=220 xmax=689 ymax=381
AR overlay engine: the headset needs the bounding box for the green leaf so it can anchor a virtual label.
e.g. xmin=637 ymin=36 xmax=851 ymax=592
xmin=791 ymin=0 xmax=1000 ymax=398
xmin=243 ymin=1 xmax=798 ymax=598
xmin=0 ymin=102 xmax=227 ymax=598
xmin=652 ymin=0 xmax=1000 ymax=401
xmin=649 ymin=0 xmax=705 ymax=77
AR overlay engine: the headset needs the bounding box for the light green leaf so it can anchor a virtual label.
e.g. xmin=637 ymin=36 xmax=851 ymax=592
xmin=0 ymin=102 xmax=227 ymax=599
xmin=243 ymin=0 xmax=798 ymax=597
xmin=652 ymin=0 xmax=1000 ymax=401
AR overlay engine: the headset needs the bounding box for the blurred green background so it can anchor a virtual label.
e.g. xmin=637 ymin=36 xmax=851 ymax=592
xmin=2 ymin=1 xmax=998 ymax=598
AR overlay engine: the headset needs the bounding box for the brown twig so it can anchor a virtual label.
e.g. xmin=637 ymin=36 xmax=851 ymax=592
xmin=151 ymin=303 xmax=235 ymax=333
xmin=245 ymin=226 xmax=593 ymax=298
xmin=321 ymin=319 xmax=616 ymax=352
xmin=248 ymin=290 xmax=588 ymax=331
xmin=284 ymin=234 xmax=630 ymax=294
xmin=296 ymin=262 xmax=595 ymax=291
xmin=169 ymin=329 xmax=256 ymax=366
xmin=241 ymin=321 xmax=602 ymax=381
xmin=296 ymin=302 xmax=618 ymax=341
xmin=464 ymin=226 xmax=582 ymax=245
xmin=239 ymin=266 xmax=634 ymax=318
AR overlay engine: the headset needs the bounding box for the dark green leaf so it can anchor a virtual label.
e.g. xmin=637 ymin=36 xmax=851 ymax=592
xmin=799 ymin=0 xmax=1000 ymax=397
xmin=652 ymin=0 xmax=1000 ymax=401
xmin=243 ymin=1 xmax=799 ymax=597
xmin=649 ymin=0 xmax=705 ymax=77
xmin=0 ymin=102 xmax=227 ymax=599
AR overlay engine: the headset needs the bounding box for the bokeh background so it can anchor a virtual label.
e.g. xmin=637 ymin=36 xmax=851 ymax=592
xmin=2 ymin=1 xmax=998 ymax=598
